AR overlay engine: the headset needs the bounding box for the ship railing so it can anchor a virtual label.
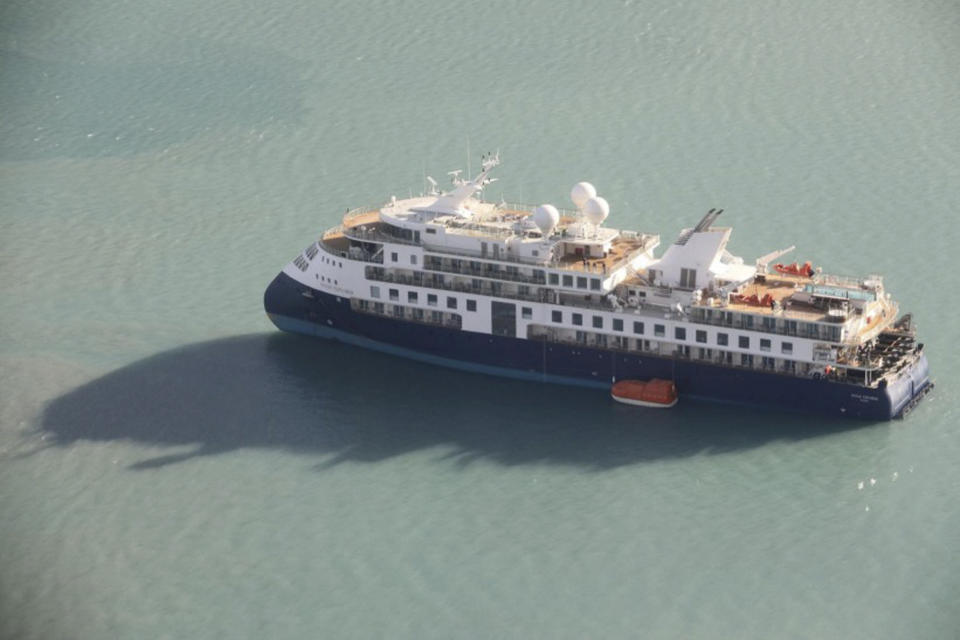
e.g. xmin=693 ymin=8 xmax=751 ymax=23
xmin=422 ymin=260 xmax=547 ymax=285
xmin=813 ymin=272 xmax=882 ymax=290
xmin=343 ymin=206 xmax=382 ymax=225
xmin=343 ymin=224 xmax=422 ymax=247
xmin=317 ymin=235 xmax=384 ymax=264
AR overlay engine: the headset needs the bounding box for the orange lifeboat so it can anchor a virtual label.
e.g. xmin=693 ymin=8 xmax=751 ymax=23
xmin=774 ymin=261 xmax=815 ymax=277
xmin=611 ymin=379 xmax=678 ymax=408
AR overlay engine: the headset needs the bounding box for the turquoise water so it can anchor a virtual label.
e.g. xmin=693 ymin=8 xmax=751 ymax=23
xmin=2 ymin=1 xmax=958 ymax=637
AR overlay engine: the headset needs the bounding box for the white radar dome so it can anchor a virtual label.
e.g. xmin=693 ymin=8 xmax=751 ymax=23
xmin=583 ymin=196 xmax=610 ymax=226
xmin=570 ymin=182 xmax=597 ymax=209
xmin=533 ymin=204 xmax=560 ymax=237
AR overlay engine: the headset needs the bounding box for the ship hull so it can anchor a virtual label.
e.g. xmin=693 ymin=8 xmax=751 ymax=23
xmin=264 ymin=272 xmax=931 ymax=420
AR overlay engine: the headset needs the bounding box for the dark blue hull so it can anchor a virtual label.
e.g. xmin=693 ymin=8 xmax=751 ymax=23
xmin=264 ymin=272 xmax=932 ymax=420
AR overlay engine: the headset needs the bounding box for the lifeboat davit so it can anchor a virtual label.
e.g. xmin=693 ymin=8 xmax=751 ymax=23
xmin=774 ymin=261 xmax=815 ymax=277
xmin=611 ymin=379 xmax=678 ymax=408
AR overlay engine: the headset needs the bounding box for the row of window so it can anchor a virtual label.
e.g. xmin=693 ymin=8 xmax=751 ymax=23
xmin=390 ymin=252 xmax=418 ymax=266
xmin=293 ymin=255 xmax=309 ymax=271
xmin=370 ymin=286 xmax=478 ymax=312
xmin=547 ymin=272 xmax=602 ymax=291
xmin=548 ymin=311 xmax=794 ymax=354
xmin=305 ymin=243 xmax=318 ymax=260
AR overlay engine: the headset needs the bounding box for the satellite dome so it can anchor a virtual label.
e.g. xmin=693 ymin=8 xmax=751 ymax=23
xmin=583 ymin=196 xmax=610 ymax=226
xmin=532 ymin=204 xmax=560 ymax=237
xmin=570 ymin=182 xmax=597 ymax=209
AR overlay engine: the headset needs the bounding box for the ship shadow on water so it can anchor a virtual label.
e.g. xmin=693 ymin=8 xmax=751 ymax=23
xmin=41 ymin=333 xmax=873 ymax=470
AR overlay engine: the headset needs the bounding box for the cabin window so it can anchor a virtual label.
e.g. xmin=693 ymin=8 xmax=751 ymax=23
xmin=522 ymin=307 xmax=533 ymax=320
xmin=680 ymin=268 xmax=697 ymax=289
xmin=675 ymin=327 xmax=686 ymax=340
xmin=389 ymin=289 xmax=399 ymax=301
xmin=572 ymin=313 xmax=583 ymax=326
xmin=577 ymin=276 xmax=588 ymax=289
xmin=447 ymin=296 xmax=457 ymax=309
xmin=654 ymin=324 xmax=665 ymax=337
xmin=552 ymin=310 xmax=562 ymax=323
xmin=413 ymin=308 xmax=424 ymax=320
xmin=391 ymin=252 xmax=398 ymax=262
xmin=696 ymin=330 xmax=707 ymax=343
xmin=760 ymin=338 xmax=771 ymax=352
xmin=426 ymin=228 xmax=436 ymax=234
xmin=592 ymin=316 xmax=603 ymax=329
xmin=562 ymin=275 xmax=573 ymax=287
xmin=407 ymin=291 xmax=418 ymax=303
xmin=739 ymin=336 xmax=750 ymax=349
xmin=549 ymin=273 xmax=559 ymax=285
xmin=717 ymin=332 xmax=729 ymax=346
xmin=410 ymin=255 xmax=418 ymax=265
xmin=591 ymin=279 xmax=601 ymax=291
xmin=466 ymin=299 xmax=477 ymax=312
xmin=373 ymin=302 xmax=384 ymax=313
xmin=782 ymin=342 xmax=793 ymax=355
xmin=370 ymin=286 xmax=380 ymax=299
xmin=427 ymin=293 xmax=437 ymax=306
xmin=613 ymin=319 xmax=624 ymax=331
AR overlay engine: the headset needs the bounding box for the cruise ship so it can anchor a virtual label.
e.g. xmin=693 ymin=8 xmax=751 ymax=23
xmin=264 ymin=155 xmax=932 ymax=419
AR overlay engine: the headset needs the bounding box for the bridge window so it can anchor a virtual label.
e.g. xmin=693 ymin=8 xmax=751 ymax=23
xmin=549 ymin=273 xmax=559 ymax=285
xmin=739 ymin=336 xmax=750 ymax=349
xmin=675 ymin=327 xmax=686 ymax=340
xmin=591 ymin=279 xmax=601 ymax=291
xmin=654 ymin=324 xmax=665 ymax=337
xmin=592 ymin=316 xmax=603 ymax=329
xmin=427 ymin=293 xmax=437 ymax=306
xmin=633 ymin=321 xmax=644 ymax=334
xmin=696 ymin=330 xmax=707 ymax=343
xmin=613 ymin=319 xmax=623 ymax=331
xmin=552 ymin=310 xmax=562 ymax=323
xmin=407 ymin=291 xmax=418 ymax=303
xmin=562 ymin=274 xmax=573 ymax=287
xmin=717 ymin=332 xmax=728 ymax=346
xmin=389 ymin=289 xmax=399 ymax=301
xmin=760 ymin=338 xmax=771 ymax=352
xmin=466 ymin=299 xmax=477 ymax=312
xmin=577 ymin=276 xmax=588 ymax=289
xmin=782 ymin=342 xmax=793 ymax=355
xmin=370 ymin=286 xmax=380 ymax=299
xmin=391 ymin=252 xmax=398 ymax=262
xmin=572 ymin=313 xmax=583 ymax=326
xmin=522 ymin=307 xmax=532 ymax=319
xmin=447 ymin=296 xmax=457 ymax=309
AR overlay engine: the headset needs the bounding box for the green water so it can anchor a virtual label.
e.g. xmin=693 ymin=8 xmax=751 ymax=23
xmin=2 ymin=1 xmax=958 ymax=637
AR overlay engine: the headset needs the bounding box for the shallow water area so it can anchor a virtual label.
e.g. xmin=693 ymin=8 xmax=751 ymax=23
xmin=2 ymin=1 xmax=958 ymax=638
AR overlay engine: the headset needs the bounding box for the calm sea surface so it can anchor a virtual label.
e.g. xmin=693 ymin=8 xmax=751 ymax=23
xmin=2 ymin=1 xmax=958 ymax=638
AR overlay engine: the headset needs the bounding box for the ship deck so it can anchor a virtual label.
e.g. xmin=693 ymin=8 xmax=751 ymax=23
xmin=722 ymin=274 xmax=825 ymax=320
xmin=555 ymin=236 xmax=649 ymax=274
